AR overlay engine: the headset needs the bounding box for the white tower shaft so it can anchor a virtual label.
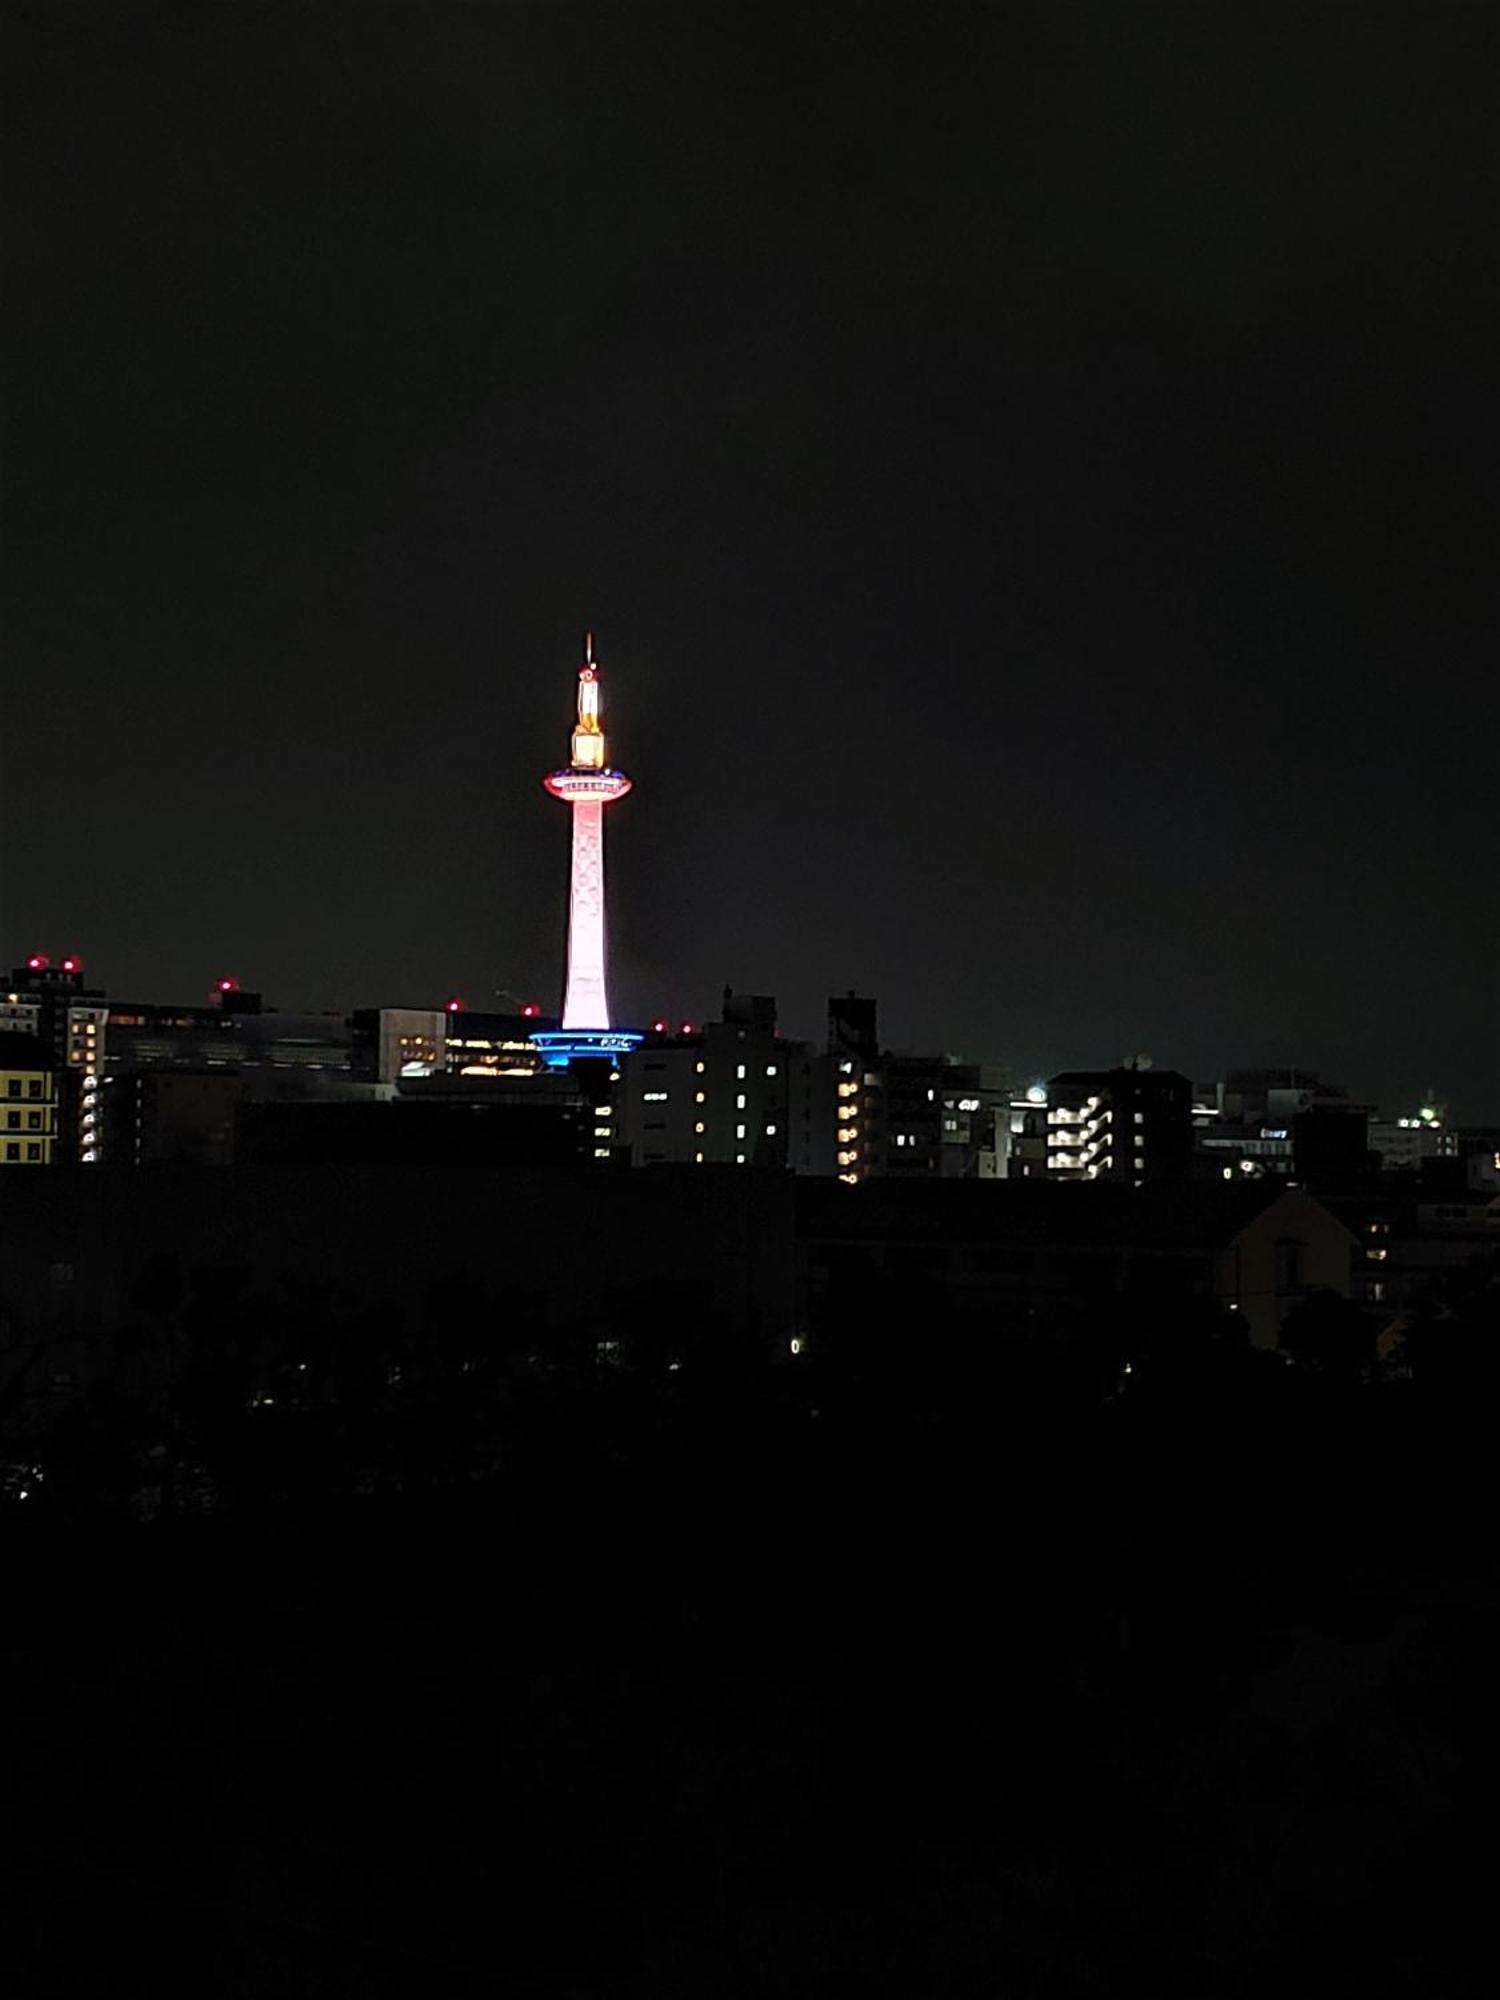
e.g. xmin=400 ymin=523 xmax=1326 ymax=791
xmin=561 ymin=799 xmax=610 ymax=1029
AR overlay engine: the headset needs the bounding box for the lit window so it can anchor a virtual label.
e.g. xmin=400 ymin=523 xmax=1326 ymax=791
xmin=736 ymin=1094 xmax=746 ymax=1109
xmin=695 ymin=1091 xmax=706 ymax=1103
xmin=695 ymin=1061 xmax=705 ymax=1074
xmin=695 ymin=1121 xmax=705 ymax=1134
xmin=1368 ymin=1247 xmax=1388 ymax=1262
xmin=642 ymin=1091 xmax=669 ymax=1103
xmin=736 ymin=1153 xmax=746 ymax=1164
xmin=765 ymin=1123 xmax=777 ymax=1136
xmin=736 ymin=1124 xmax=746 ymax=1139
xmin=694 ymin=1151 xmax=704 ymax=1163
xmin=736 ymin=1064 xmax=746 ymax=1079
xmin=766 ymin=1065 xmax=778 ymax=1077
xmin=1134 ymin=1112 xmax=1144 ymax=1124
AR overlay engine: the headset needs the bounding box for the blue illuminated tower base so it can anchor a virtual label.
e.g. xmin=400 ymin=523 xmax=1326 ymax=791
xmin=531 ymin=1028 xmax=643 ymax=1070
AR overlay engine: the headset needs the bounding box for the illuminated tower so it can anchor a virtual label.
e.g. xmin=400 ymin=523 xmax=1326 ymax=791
xmin=532 ymin=634 xmax=642 ymax=1069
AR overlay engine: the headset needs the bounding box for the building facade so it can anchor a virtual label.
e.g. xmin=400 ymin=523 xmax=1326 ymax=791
xmin=4 ymin=957 xmax=107 ymax=1162
xmin=1046 ymin=1065 xmax=1192 ymax=1185
xmin=0 ymin=1033 xmax=59 ymax=1167
xmin=621 ymin=993 xmax=795 ymax=1167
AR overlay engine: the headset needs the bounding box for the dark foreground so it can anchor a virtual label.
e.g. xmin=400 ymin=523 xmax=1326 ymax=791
xmin=2 ymin=1368 xmax=1496 ymax=2000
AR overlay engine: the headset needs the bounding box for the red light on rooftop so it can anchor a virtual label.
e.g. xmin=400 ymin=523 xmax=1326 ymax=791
xmin=681 ymin=1022 xmax=695 ymax=1034
xmin=651 ymin=1018 xmax=667 ymax=1034
xmin=27 ymin=954 xmax=47 ymax=971
xmin=217 ymin=977 xmax=237 ymax=993
xmin=521 ymin=1003 xmax=539 ymax=1019
xmin=61 ymin=957 xmax=79 ymax=973
xmin=446 ymin=998 xmax=463 ymax=1014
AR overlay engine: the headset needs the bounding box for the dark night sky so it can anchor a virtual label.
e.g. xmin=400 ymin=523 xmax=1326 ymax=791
xmin=3 ymin=2 xmax=1496 ymax=1115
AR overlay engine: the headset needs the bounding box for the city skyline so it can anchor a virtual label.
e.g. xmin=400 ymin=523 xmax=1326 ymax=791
xmin=3 ymin=629 xmax=1487 ymax=1126
xmin=3 ymin=4 xmax=1495 ymax=1120
xmin=3 ymin=16 xmax=1494 ymax=1998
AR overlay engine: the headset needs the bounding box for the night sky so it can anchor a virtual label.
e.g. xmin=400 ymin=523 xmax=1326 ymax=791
xmin=4 ymin=2 xmax=1496 ymax=1116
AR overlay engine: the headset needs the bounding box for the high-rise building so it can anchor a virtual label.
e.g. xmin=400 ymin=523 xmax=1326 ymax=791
xmin=3 ymin=957 xmax=107 ymax=1161
xmin=1046 ymin=1064 xmax=1192 ymax=1185
xmin=817 ymin=995 xmax=1009 ymax=1184
xmin=532 ymin=634 xmax=642 ymax=1072
xmin=620 ymin=992 xmax=798 ymax=1167
xmin=0 ymin=1033 xmax=60 ymax=1166
xmin=618 ymin=987 xmax=1005 ymax=1181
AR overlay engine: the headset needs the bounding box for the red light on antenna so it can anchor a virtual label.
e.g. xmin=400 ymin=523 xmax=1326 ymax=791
xmin=217 ymin=977 xmax=237 ymax=993
xmin=651 ymin=1018 xmax=667 ymax=1034
xmin=521 ymin=1003 xmax=539 ymax=1019
xmin=61 ymin=957 xmax=79 ymax=973
xmin=27 ymin=954 xmax=47 ymax=971
xmin=445 ymin=998 xmax=462 ymax=1014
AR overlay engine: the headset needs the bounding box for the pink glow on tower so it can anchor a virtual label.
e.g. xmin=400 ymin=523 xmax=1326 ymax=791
xmin=542 ymin=633 xmax=632 ymax=1031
